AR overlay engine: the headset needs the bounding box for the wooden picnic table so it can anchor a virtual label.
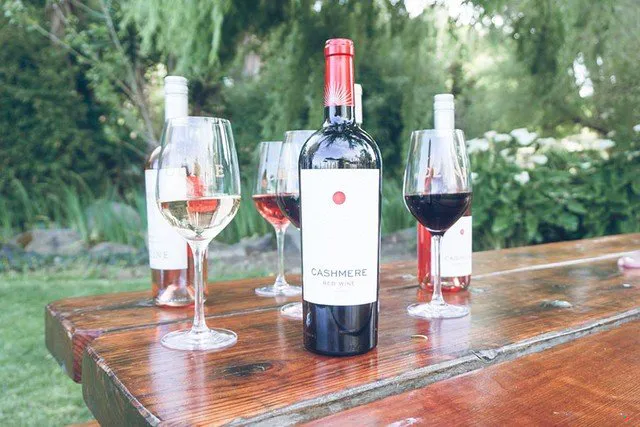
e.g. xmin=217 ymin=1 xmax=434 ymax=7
xmin=46 ymin=233 xmax=640 ymax=425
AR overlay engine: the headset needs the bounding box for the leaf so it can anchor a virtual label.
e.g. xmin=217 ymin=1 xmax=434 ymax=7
xmin=566 ymin=200 xmax=587 ymax=215
xmin=491 ymin=213 xmax=512 ymax=235
xmin=525 ymin=213 xmax=539 ymax=240
xmin=557 ymin=212 xmax=579 ymax=232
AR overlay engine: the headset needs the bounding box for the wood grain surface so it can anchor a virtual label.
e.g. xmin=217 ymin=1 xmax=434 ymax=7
xmin=309 ymin=320 xmax=640 ymax=426
xmin=46 ymin=233 xmax=640 ymax=382
xmin=81 ymin=252 xmax=640 ymax=425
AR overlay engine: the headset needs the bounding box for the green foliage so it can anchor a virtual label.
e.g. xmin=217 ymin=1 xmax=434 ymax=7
xmin=2 ymin=0 xmax=639 ymax=249
xmin=471 ymin=130 xmax=640 ymax=250
xmin=474 ymin=0 xmax=640 ymax=141
xmin=381 ymin=179 xmax=414 ymax=234
xmin=217 ymin=185 xmax=271 ymax=243
xmin=0 ymin=13 xmax=98 ymax=227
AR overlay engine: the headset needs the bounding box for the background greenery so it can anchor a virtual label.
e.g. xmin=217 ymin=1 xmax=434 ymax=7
xmin=2 ymin=0 xmax=639 ymax=250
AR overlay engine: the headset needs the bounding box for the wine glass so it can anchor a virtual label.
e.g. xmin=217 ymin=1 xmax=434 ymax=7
xmin=252 ymin=141 xmax=301 ymax=297
xmin=276 ymin=130 xmax=315 ymax=319
xmin=156 ymin=116 xmax=241 ymax=350
xmin=403 ymin=129 xmax=472 ymax=319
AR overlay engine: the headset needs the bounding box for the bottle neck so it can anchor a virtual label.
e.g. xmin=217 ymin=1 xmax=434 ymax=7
xmin=324 ymin=105 xmax=355 ymax=124
xmin=324 ymin=53 xmax=355 ymax=125
xmin=434 ymin=108 xmax=454 ymax=130
xmin=164 ymin=92 xmax=188 ymax=121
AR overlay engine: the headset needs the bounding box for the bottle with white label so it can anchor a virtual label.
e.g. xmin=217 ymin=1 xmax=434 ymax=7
xmin=146 ymin=76 xmax=207 ymax=307
xmin=417 ymin=94 xmax=472 ymax=292
xmin=299 ymin=39 xmax=381 ymax=356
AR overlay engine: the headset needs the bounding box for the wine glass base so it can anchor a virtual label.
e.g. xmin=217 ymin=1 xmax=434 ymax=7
xmin=255 ymin=284 xmax=302 ymax=297
xmin=280 ymin=302 xmax=302 ymax=320
xmin=161 ymin=327 xmax=237 ymax=351
xmin=407 ymin=302 xmax=469 ymax=319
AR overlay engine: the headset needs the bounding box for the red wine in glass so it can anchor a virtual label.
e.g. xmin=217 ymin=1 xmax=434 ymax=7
xmin=405 ymin=193 xmax=472 ymax=234
xmin=276 ymin=193 xmax=301 ymax=228
xmin=403 ymin=124 xmax=472 ymax=319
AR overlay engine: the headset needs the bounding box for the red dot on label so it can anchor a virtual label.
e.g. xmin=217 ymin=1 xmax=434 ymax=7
xmin=333 ymin=191 xmax=346 ymax=205
xmin=460 ymin=229 xmax=465 ymax=235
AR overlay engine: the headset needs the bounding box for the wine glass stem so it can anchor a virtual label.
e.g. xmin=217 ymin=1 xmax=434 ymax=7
xmin=188 ymin=241 xmax=208 ymax=334
xmin=431 ymin=234 xmax=445 ymax=306
xmin=274 ymin=225 xmax=287 ymax=289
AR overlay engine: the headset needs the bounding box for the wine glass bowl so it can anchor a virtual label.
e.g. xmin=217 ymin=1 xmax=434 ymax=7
xmin=156 ymin=116 xmax=241 ymax=351
xmin=276 ymin=130 xmax=314 ymax=319
xmin=404 ymin=129 xmax=472 ymax=319
xmin=252 ymin=141 xmax=301 ymax=298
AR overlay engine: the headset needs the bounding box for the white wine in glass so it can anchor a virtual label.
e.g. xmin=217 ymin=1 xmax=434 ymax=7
xmin=156 ymin=116 xmax=241 ymax=351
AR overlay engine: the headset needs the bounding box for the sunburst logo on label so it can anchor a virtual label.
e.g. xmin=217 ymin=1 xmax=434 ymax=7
xmin=324 ymin=82 xmax=353 ymax=106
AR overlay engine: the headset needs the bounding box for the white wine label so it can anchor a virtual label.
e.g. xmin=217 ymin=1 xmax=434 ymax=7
xmin=145 ymin=169 xmax=188 ymax=270
xmin=440 ymin=215 xmax=472 ymax=277
xmin=300 ymin=169 xmax=380 ymax=306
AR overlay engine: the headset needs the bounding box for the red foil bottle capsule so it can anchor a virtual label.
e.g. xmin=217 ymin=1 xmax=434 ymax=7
xmin=324 ymin=38 xmax=355 ymax=108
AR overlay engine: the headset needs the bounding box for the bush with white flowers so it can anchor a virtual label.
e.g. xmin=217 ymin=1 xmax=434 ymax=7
xmin=468 ymin=128 xmax=639 ymax=250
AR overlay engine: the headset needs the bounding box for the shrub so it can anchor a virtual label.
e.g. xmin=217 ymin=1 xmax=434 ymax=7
xmin=470 ymin=129 xmax=640 ymax=250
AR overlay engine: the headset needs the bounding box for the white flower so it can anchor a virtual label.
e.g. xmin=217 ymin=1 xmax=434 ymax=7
xmin=517 ymin=146 xmax=536 ymax=155
xmin=471 ymin=172 xmax=479 ymax=183
xmin=536 ymin=137 xmax=558 ymax=152
xmin=510 ymin=128 xmax=538 ymax=146
xmin=580 ymin=162 xmax=592 ymax=169
xmin=597 ymin=139 xmax=615 ymax=150
xmin=560 ymin=139 xmax=584 ymax=152
xmin=514 ymin=171 xmax=530 ymax=185
xmin=494 ymin=133 xmax=512 ymax=143
xmin=467 ymin=138 xmax=490 ymax=153
xmin=569 ymin=167 xmax=578 ymax=175
xmin=537 ymin=137 xmax=557 ymax=147
xmin=530 ymin=154 xmax=548 ymax=165
xmin=515 ymin=146 xmax=536 ymax=169
xmin=633 ymin=124 xmax=640 ymax=132
xmin=484 ymin=130 xmax=497 ymax=139
xmin=500 ymin=148 xmax=512 ymax=160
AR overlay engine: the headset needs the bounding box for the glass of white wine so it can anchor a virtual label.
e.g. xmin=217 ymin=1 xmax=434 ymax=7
xmin=156 ymin=116 xmax=241 ymax=351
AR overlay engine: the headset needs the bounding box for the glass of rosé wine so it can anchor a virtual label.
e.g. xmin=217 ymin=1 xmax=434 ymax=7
xmin=253 ymin=141 xmax=301 ymax=297
xmin=156 ymin=116 xmax=241 ymax=351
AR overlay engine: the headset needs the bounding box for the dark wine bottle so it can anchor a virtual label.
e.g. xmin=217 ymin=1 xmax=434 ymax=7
xmin=299 ymin=39 xmax=382 ymax=356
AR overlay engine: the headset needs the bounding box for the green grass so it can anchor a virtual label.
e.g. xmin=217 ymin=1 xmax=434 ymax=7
xmin=0 ymin=264 xmax=268 ymax=426
xmin=0 ymin=271 xmax=147 ymax=426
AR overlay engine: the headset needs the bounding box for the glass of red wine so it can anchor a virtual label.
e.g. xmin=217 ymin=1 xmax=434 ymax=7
xmin=156 ymin=117 xmax=241 ymax=350
xmin=276 ymin=130 xmax=315 ymax=319
xmin=403 ymin=129 xmax=472 ymax=319
xmin=253 ymin=141 xmax=301 ymax=297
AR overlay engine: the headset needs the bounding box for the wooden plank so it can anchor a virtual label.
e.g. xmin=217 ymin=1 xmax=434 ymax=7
xmin=46 ymin=276 xmax=299 ymax=382
xmin=309 ymin=320 xmax=640 ymax=426
xmin=67 ymin=421 xmax=99 ymax=427
xmin=46 ymin=233 xmax=640 ymax=382
xmin=81 ymin=256 xmax=640 ymax=426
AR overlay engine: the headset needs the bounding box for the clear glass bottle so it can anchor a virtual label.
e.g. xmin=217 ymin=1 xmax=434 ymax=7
xmin=145 ymin=76 xmax=207 ymax=307
xmin=417 ymin=94 xmax=472 ymax=292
